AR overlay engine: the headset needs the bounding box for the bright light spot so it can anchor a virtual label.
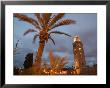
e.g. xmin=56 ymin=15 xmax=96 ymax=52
xmin=73 ymin=36 xmax=81 ymax=42
xmin=79 ymin=48 xmax=81 ymax=50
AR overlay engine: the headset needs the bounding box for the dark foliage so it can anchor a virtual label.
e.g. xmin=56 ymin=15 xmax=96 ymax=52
xmin=23 ymin=53 xmax=33 ymax=69
xmin=14 ymin=66 xmax=19 ymax=75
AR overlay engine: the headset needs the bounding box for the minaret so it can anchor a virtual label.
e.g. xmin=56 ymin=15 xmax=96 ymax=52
xmin=72 ymin=36 xmax=86 ymax=74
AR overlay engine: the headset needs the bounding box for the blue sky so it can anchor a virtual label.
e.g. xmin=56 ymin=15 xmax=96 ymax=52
xmin=13 ymin=13 xmax=97 ymax=68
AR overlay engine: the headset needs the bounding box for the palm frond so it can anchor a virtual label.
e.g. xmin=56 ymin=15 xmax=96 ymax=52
xmin=49 ymin=13 xmax=65 ymax=28
xmin=50 ymin=19 xmax=76 ymax=30
xmin=48 ymin=35 xmax=55 ymax=45
xmin=34 ymin=13 xmax=41 ymax=22
xmin=49 ymin=49 xmax=55 ymax=67
xmin=33 ymin=34 xmax=39 ymax=43
xmin=54 ymin=58 xmax=61 ymax=68
xmin=49 ymin=31 xmax=71 ymax=37
xmin=60 ymin=57 xmax=68 ymax=66
xmin=14 ymin=13 xmax=40 ymax=30
xmin=34 ymin=13 xmax=44 ymax=28
xmin=42 ymin=13 xmax=52 ymax=25
xmin=23 ymin=29 xmax=37 ymax=36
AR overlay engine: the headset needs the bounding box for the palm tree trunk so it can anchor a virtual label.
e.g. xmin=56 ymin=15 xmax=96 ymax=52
xmin=33 ymin=40 xmax=45 ymax=74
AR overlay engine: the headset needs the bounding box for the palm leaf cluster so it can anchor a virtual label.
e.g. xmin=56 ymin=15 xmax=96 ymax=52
xmin=51 ymin=19 xmax=75 ymax=30
xmin=14 ymin=13 xmax=40 ymax=29
xmin=49 ymin=13 xmax=65 ymax=27
xmin=14 ymin=13 xmax=75 ymax=44
xmin=49 ymin=49 xmax=68 ymax=69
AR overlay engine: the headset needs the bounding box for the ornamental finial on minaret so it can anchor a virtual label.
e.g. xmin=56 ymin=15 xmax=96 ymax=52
xmin=72 ymin=35 xmax=81 ymax=42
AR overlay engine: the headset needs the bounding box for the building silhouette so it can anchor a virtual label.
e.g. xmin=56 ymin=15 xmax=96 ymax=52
xmin=72 ymin=36 xmax=86 ymax=74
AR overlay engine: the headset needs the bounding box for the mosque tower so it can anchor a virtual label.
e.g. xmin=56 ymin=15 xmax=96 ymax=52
xmin=72 ymin=36 xmax=86 ymax=74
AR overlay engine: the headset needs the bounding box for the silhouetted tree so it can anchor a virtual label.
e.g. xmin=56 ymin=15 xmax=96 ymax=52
xmin=23 ymin=53 xmax=33 ymax=69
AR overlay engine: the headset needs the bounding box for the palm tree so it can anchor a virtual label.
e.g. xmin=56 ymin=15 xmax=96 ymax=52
xmin=49 ymin=49 xmax=68 ymax=70
xmin=14 ymin=13 xmax=76 ymax=73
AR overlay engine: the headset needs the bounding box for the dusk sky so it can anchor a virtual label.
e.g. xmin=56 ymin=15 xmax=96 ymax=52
xmin=13 ymin=13 xmax=97 ymax=68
